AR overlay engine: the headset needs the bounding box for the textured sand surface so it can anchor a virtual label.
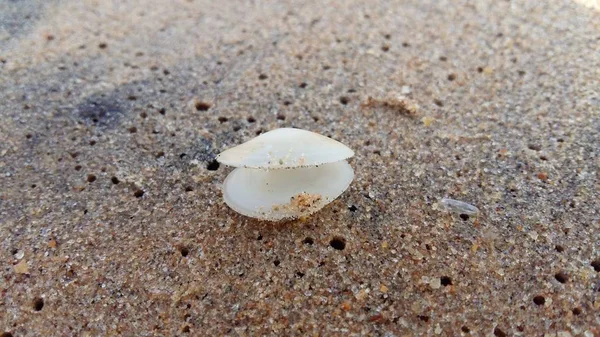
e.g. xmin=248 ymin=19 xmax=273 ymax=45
xmin=1 ymin=0 xmax=599 ymax=336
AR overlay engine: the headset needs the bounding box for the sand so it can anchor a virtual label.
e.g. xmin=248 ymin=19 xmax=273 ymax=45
xmin=1 ymin=0 xmax=599 ymax=336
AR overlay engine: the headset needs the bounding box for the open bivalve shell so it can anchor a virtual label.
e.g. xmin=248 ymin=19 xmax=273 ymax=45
xmin=216 ymin=128 xmax=354 ymax=221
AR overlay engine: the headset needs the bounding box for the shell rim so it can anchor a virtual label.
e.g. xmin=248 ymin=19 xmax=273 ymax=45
xmin=216 ymin=153 xmax=355 ymax=170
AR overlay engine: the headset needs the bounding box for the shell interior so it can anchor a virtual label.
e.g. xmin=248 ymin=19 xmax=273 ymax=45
xmin=217 ymin=128 xmax=354 ymax=169
xmin=223 ymin=161 xmax=354 ymax=221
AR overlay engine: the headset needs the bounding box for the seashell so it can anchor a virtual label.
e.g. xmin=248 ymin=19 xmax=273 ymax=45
xmin=439 ymin=198 xmax=479 ymax=215
xmin=216 ymin=128 xmax=354 ymax=169
xmin=217 ymin=128 xmax=354 ymax=221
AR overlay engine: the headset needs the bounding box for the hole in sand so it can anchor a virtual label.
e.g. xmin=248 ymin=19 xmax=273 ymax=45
xmin=33 ymin=297 xmax=44 ymax=311
xmin=330 ymin=237 xmax=346 ymax=250
xmin=418 ymin=315 xmax=429 ymax=322
xmin=555 ymin=271 xmax=568 ymax=283
xmin=180 ymin=246 xmax=189 ymax=257
xmin=493 ymin=327 xmax=507 ymax=337
xmin=195 ymin=101 xmax=212 ymax=111
xmin=206 ymin=160 xmax=219 ymax=171
xmin=591 ymin=259 xmax=600 ymax=272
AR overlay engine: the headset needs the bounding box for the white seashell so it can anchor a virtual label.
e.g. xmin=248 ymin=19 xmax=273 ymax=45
xmin=216 ymin=128 xmax=355 ymax=221
xmin=216 ymin=128 xmax=354 ymax=169
xmin=223 ymin=161 xmax=354 ymax=221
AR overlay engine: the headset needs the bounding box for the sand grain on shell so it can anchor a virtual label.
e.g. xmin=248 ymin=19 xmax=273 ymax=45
xmin=271 ymin=192 xmax=325 ymax=216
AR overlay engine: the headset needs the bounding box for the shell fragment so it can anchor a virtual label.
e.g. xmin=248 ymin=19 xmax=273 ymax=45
xmin=439 ymin=198 xmax=479 ymax=215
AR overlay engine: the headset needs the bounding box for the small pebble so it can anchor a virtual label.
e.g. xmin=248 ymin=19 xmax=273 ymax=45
xmin=355 ymin=288 xmax=369 ymax=301
xmin=529 ymin=231 xmax=539 ymax=240
xmin=341 ymin=301 xmax=351 ymax=311
xmin=439 ymin=198 xmax=479 ymax=215
xmin=422 ymin=116 xmax=435 ymax=127
xmin=14 ymin=260 xmax=28 ymax=274
xmin=15 ymin=250 xmax=24 ymax=259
